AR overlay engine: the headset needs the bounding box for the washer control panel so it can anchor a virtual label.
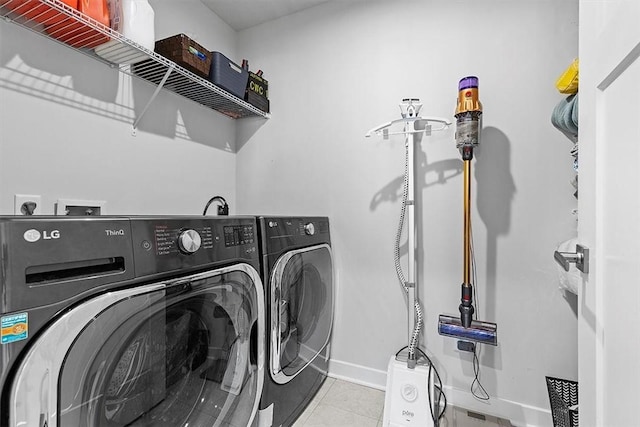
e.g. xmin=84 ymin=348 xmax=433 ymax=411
xmin=153 ymin=224 xmax=213 ymax=256
xmin=223 ymin=224 xmax=255 ymax=247
xmin=131 ymin=217 xmax=259 ymax=277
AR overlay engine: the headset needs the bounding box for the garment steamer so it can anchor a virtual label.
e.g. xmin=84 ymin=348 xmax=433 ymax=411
xmin=437 ymin=77 xmax=498 ymax=346
xmin=366 ymin=100 xmax=450 ymax=427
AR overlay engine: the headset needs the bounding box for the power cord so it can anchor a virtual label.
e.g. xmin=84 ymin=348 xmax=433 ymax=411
xmin=471 ymin=347 xmax=490 ymax=401
xmin=470 ymin=221 xmax=490 ymax=401
xmin=202 ymin=196 xmax=228 ymax=216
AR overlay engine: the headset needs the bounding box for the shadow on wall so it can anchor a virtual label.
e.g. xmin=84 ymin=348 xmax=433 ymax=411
xmin=0 ymin=22 xmax=233 ymax=151
xmin=475 ymin=126 xmax=516 ymax=325
xmin=236 ymin=116 xmax=268 ymax=152
xmin=369 ymin=134 xmax=463 ymax=211
xmin=368 ymin=129 xmax=463 ymax=305
xmin=0 ymin=23 xmax=122 ymax=114
xmin=468 ymin=126 xmax=515 ymax=375
xmin=370 ymin=157 xmax=464 ymax=210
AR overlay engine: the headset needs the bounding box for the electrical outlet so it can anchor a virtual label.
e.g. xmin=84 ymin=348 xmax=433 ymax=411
xmin=55 ymin=199 xmax=106 ymax=216
xmin=14 ymin=194 xmax=42 ymax=215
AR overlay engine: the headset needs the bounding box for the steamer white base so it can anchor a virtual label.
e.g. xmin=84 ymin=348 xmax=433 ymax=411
xmin=382 ymin=356 xmax=435 ymax=427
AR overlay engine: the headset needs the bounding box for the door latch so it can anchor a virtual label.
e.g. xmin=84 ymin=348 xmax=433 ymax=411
xmin=554 ymin=244 xmax=589 ymax=274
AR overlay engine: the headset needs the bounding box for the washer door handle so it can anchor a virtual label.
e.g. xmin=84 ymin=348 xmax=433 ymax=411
xmin=279 ymin=299 xmax=290 ymax=338
xmin=39 ymin=370 xmax=49 ymax=427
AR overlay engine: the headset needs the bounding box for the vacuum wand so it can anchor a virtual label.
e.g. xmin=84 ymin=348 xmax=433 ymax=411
xmin=438 ymin=76 xmax=498 ymax=346
xmin=461 ymin=158 xmax=474 ymax=328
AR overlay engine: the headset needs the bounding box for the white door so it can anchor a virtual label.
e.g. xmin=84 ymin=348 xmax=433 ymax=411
xmin=578 ymin=1 xmax=640 ymax=425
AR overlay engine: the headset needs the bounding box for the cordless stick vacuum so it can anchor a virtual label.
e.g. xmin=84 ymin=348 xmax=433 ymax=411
xmin=438 ymin=77 xmax=498 ymax=346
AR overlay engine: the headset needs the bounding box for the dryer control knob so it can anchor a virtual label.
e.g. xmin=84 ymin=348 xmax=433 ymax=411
xmin=178 ymin=229 xmax=202 ymax=254
xmin=304 ymin=222 xmax=315 ymax=236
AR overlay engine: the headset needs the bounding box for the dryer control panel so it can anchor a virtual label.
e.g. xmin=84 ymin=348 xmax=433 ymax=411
xmin=259 ymin=216 xmax=330 ymax=255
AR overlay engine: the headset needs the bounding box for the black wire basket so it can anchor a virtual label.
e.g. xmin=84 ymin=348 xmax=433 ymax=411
xmin=545 ymin=376 xmax=579 ymax=427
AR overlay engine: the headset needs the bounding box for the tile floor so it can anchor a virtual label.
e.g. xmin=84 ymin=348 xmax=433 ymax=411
xmin=292 ymin=378 xmax=513 ymax=427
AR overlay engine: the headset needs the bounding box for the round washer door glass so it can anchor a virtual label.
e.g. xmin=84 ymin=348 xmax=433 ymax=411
xmin=55 ymin=269 xmax=261 ymax=427
xmin=271 ymin=244 xmax=333 ymax=382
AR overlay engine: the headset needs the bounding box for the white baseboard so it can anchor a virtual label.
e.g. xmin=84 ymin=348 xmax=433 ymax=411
xmin=444 ymin=386 xmax=552 ymax=427
xmin=328 ymin=358 xmax=387 ymax=390
xmin=328 ymin=358 xmax=552 ymax=427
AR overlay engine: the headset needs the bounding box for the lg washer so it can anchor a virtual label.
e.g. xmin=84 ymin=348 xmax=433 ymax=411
xmin=0 ymin=216 xmax=264 ymax=427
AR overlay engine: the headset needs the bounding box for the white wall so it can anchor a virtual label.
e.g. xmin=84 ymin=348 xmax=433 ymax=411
xmin=0 ymin=0 xmax=239 ymax=215
xmin=236 ymin=1 xmax=579 ymax=425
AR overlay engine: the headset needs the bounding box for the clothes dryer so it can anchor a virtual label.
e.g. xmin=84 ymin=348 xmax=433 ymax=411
xmin=0 ymin=216 xmax=264 ymax=427
xmin=255 ymin=217 xmax=334 ymax=427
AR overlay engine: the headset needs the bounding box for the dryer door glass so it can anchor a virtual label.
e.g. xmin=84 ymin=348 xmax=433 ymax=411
xmin=51 ymin=268 xmax=262 ymax=427
xmin=270 ymin=244 xmax=333 ymax=383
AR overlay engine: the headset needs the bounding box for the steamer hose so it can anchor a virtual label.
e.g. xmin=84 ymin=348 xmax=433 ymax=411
xmin=394 ymin=140 xmax=423 ymax=361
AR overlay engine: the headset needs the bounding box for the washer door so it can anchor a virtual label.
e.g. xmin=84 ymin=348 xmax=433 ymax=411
xmin=9 ymin=263 xmax=264 ymax=427
xmin=270 ymin=244 xmax=333 ymax=384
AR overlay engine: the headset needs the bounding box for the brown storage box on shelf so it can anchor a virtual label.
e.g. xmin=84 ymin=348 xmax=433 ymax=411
xmin=245 ymin=71 xmax=269 ymax=113
xmin=154 ymin=34 xmax=212 ymax=79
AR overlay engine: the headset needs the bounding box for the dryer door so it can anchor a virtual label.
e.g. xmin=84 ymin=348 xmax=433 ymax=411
xmin=8 ymin=264 xmax=264 ymax=427
xmin=270 ymin=244 xmax=334 ymax=384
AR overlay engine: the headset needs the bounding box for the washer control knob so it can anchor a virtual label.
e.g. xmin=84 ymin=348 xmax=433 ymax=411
xmin=304 ymin=222 xmax=315 ymax=236
xmin=178 ymin=229 xmax=202 ymax=254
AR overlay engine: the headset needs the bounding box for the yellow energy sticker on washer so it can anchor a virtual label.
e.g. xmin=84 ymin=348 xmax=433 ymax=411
xmin=1 ymin=313 xmax=28 ymax=344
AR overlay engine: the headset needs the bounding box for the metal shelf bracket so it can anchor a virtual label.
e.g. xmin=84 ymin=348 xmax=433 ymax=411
xmin=132 ymin=63 xmax=175 ymax=134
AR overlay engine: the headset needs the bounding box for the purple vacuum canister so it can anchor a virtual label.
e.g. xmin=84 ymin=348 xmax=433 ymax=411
xmin=458 ymin=76 xmax=479 ymax=90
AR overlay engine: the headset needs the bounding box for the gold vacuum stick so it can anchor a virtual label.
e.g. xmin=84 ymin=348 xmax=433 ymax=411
xmin=437 ymin=77 xmax=497 ymax=346
xmin=463 ymin=160 xmax=471 ymax=285
xmin=455 ymin=76 xmax=482 ymax=328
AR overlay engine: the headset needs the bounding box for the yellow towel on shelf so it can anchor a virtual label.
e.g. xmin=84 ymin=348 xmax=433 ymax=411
xmin=556 ymin=58 xmax=579 ymax=94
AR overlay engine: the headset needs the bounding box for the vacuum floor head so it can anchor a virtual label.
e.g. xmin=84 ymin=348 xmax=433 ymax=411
xmin=438 ymin=314 xmax=497 ymax=346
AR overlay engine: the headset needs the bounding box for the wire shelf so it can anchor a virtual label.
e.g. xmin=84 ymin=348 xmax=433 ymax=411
xmin=1 ymin=0 xmax=270 ymax=121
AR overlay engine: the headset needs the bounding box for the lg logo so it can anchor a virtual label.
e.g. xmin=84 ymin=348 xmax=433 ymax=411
xmin=23 ymin=229 xmax=60 ymax=242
